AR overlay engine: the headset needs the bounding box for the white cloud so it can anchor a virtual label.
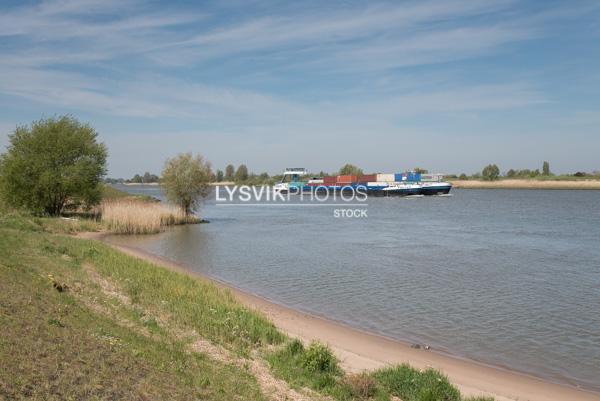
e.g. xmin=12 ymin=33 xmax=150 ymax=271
xmin=0 ymin=0 xmax=597 ymax=175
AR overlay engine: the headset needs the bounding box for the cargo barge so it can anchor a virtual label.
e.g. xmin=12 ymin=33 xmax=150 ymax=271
xmin=273 ymin=168 xmax=452 ymax=196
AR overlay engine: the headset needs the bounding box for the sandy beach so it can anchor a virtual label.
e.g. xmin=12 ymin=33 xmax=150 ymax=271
xmin=450 ymin=179 xmax=600 ymax=190
xmin=82 ymin=233 xmax=600 ymax=401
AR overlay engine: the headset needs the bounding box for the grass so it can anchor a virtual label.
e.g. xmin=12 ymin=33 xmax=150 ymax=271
xmin=101 ymin=199 xmax=200 ymax=234
xmin=0 ymin=214 xmax=267 ymax=400
xmin=265 ymin=340 xmax=494 ymax=401
xmin=373 ymin=364 xmax=461 ymax=401
xmin=0 ymin=209 xmax=496 ymax=400
xmin=266 ymin=339 xmax=354 ymax=398
xmin=102 ymin=184 xmax=156 ymax=201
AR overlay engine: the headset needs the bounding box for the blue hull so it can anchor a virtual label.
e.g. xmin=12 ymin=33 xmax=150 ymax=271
xmin=294 ymin=185 xmax=423 ymax=197
xmin=420 ymin=185 xmax=452 ymax=196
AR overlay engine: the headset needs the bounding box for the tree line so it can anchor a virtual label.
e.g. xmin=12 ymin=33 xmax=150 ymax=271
xmin=450 ymin=161 xmax=600 ymax=181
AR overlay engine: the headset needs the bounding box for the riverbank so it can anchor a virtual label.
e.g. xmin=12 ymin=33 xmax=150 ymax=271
xmin=3 ymin=213 xmax=497 ymax=401
xmin=449 ymin=179 xmax=600 ymax=190
xmin=87 ymin=232 xmax=600 ymax=401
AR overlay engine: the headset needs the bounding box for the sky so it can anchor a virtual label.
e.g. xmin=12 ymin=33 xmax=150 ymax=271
xmin=0 ymin=0 xmax=599 ymax=177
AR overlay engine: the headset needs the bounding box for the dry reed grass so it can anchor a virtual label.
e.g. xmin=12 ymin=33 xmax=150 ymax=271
xmin=101 ymin=199 xmax=198 ymax=234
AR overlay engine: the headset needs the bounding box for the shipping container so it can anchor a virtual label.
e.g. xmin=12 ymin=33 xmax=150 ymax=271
xmin=337 ymin=175 xmax=357 ymax=183
xmin=376 ymin=173 xmax=395 ymax=182
xmin=358 ymin=174 xmax=377 ymax=182
xmin=323 ymin=176 xmax=337 ymax=184
xmin=394 ymin=172 xmax=422 ymax=182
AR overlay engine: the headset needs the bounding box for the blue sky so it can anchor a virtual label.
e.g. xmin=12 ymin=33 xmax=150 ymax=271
xmin=0 ymin=0 xmax=599 ymax=177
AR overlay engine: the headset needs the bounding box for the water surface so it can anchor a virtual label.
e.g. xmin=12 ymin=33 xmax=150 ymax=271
xmin=111 ymin=185 xmax=600 ymax=391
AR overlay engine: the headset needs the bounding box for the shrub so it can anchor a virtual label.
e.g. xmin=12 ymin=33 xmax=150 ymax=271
xmin=287 ymin=338 xmax=305 ymax=355
xmin=302 ymin=342 xmax=339 ymax=374
xmin=374 ymin=364 xmax=460 ymax=401
xmin=344 ymin=372 xmax=378 ymax=399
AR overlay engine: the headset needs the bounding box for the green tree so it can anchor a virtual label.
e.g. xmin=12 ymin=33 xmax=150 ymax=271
xmin=0 ymin=116 xmax=107 ymax=215
xmin=225 ymin=164 xmax=235 ymax=180
xmin=338 ymin=164 xmax=363 ymax=176
xmin=414 ymin=167 xmax=429 ymax=174
xmin=161 ymin=153 xmax=212 ymax=216
xmin=481 ymin=164 xmax=500 ymax=181
xmin=259 ymin=172 xmax=270 ymax=183
xmin=235 ymin=164 xmax=249 ymax=182
xmin=459 ymin=173 xmax=468 ymax=180
xmin=506 ymin=169 xmax=517 ymax=178
xmin=215 ymin=169 xmax=224 ymax=182
xmin=542 ymin=161 xmax=551 ymax=176
xmin=141 ymin=171 xmax=159 ymax=183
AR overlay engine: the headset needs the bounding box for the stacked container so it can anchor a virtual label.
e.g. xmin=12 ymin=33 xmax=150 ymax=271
xmin=357 ymin=174 xmax=377 ymax=183
xmin=376 ymin=173 xmax=395 ymax=183
xmin=337 ymin=175 xmax=358 ymax=184
xmin=323 ymin=176 xmax=337 ymax=185
xmin=394 ymin=172 xmax=422 ymax=182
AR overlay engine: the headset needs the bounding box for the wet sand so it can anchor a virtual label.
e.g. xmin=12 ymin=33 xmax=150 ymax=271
xmin=80 ymin=232 xmax=600 ymax=401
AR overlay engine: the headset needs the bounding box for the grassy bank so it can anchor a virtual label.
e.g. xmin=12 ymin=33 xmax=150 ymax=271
xmin=449 ymin=179 xmax=600 ymax=190
xmin=0 ymin=210 xmax=493 ymax=401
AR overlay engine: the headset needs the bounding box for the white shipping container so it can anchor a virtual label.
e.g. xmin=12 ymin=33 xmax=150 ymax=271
xmin=376 ymin=174 xmax=395 ymax=182
xmin=367 ymin=182 xmax=389 ymax=187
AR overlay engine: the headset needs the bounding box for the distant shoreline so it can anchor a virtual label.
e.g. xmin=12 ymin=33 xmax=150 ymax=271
xmin=78 ymin=231 xmax=600 ymax=401
xmin=449 ymin=179 xmax=600 ymax=190
xmin=117 ymin=179 xmax=600 ymax=190
xmin=119 ymin=182 xmax=236 ymax=186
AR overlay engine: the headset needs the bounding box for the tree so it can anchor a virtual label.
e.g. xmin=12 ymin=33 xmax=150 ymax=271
xmin=225 ymin=164 xmax=235 ymax=180
xmin=215 ymin=169 xmax=224 ymax=182
xmin=506 ymin=169 xmax=517 ymax=178
xmin=338 ymin=164 xmax=363 ymax=176
xmin=142 ymin=171 xmax=159 ymax=183
xmin=0 ymin=116 xmax=107 ymax=215
xmin=481 ymin=164 xmax=500 ymax=181
xmin=459 ymin=173 xmax=468 ymax=180
xmin=235 ymin=164 xmax=249 ymax=182
xmin=161 ymin=153 xmax=211 ymax=216
xmin=414 ymin=167 xmax=429 ymax=174
xmin=259 ymin=172 xmax=270 ymax=183
xmin=542 ymin=161 xmax=551 ymax=176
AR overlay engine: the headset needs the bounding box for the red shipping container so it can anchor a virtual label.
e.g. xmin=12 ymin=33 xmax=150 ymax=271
xmin=358 ymin=174 xmax=377 ymax=182
xmin=323 ymin=176 xmax=337 ymax=184
xmin=337 ymin=175 xmax=357 ymax=183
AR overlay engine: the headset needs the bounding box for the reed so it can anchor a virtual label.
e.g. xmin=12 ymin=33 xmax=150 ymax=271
xmin=101 ymin=199 xmax=197 ymax=234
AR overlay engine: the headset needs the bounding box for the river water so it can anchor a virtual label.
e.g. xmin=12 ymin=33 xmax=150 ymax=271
xmin=110 ymin=184 xmax=600 ymax=391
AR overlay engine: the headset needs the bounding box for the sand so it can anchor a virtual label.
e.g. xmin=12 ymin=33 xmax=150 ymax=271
xmin=80 ymin=233 xmax=600 ymax=401
xmin=450 ymin=179 xmax=600 ymax=190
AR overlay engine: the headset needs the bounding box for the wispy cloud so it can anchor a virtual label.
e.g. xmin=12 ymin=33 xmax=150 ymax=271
xmin=0 ymin=0 xmax=598 ymax=174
